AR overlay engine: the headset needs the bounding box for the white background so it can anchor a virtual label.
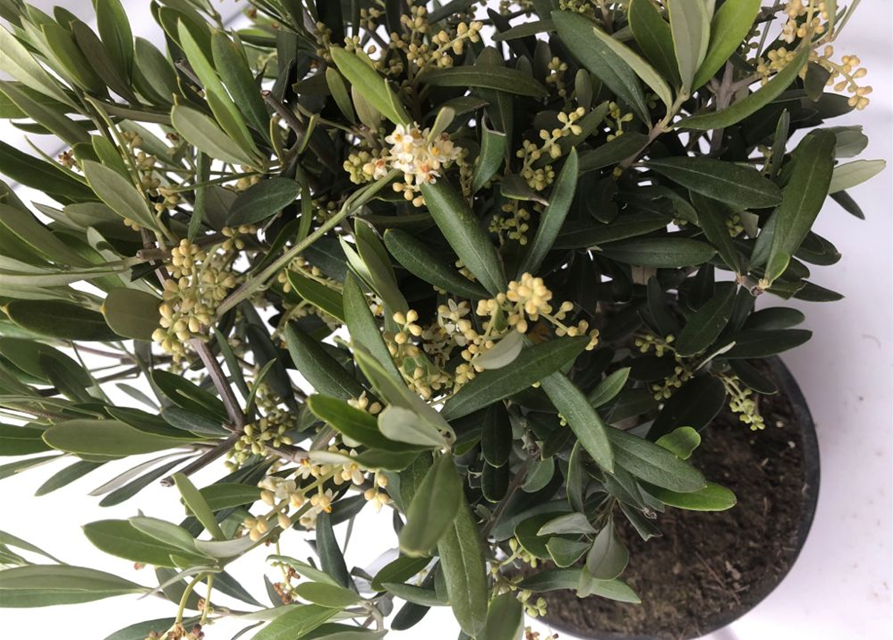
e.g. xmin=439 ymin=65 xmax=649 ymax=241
xmin=0 ymin=1 xmax=891 ymax=639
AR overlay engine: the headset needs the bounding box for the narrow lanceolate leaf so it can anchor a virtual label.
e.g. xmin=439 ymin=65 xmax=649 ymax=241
xmin=0 ymin=81 xmax=88 ymax=147
xmin=667 ymin=0 xmax=710 ymax=91
xmin=693 ymin=0 xmax=761 ymax=89
xmin=211 ymin=30 xmax=270 ymax=135
xmin=4 ymin=300 xmax=119 ymax=341
xmin=82 ymin=520 xmax=199 ymax=567
xmin=95 ymin=0 xmax=133 ymax=78
xmin=517 ymin=149 xmax=579 ymax=277
xmin=441 ymin=337 xmax=589 ymax=421
xmin=539 ymin=372 xmax=614 ymax=472
xmin=0 ymin=565 xmax=143 ymax=608
xmin=438 ymin=499 xmax=489 ymax=637
xmin=173 ymin=473 xmax=225 ymax=541
xmin=82 ymin=160 xmax=159 ymax=232
xmin=587 ymin=367 xmax=631 ymax=409
xmin=690 ymin=193 xmax=745 ymax=274
xmin=629 ymin=0 xmax=680 ymax=86
xmin=286 ymin=271 xmax=345 ymax=322
xmin=598 ymin=237 xmax=717 ymax=268
xmin=587 ymin=25 xmax=674 ymax=109
xmin=383 ymin=230 xmax=489 ymax=300
xmin=171 ymin=104 xmax=257 ymax=167
xmin=678 ymin=46 xmax=809 ymax=130
xmin=608 ymin=429 xmax=706 ymax=492
xmin=43 ymin=420 xmax=188 ymax=456
xmin=552 ymin=11 xmax=649 ymax=123
xmin=675 ymin=282 xmax=737 ymax=356
xmin=251 ymin=604 xmax=339 ymax=640
xmin=645 ymin=481 xmax=737 ymax=511
xmin=284 ymin=323 xmax=365 ymax=400
xmin=101 ymin=289 xmax=161 ymax=341
xmin=330 ymin=47 xmax=410 ymax=126
xmin=0 ymin=26 xmax=73 ymax=107
xmin=420 ymin=179 xmax=506 ymax=296
xmin=828 ymin=159 xmax=886 ymax=194
xmin=228 ymin=178 xmax=300 ymax=226
xmin=420 ymin=66 xmax=549 ymax=99
xmin=765 ymin=130 xmax=837 ymax=284
xmin=472 ymin=123 xmax=507 ymax=195
xmin=481 ymin=592 xmax=524 ymax=640
xmin=378 ymin=405 xmax=446 ymax=448
xmin=400 ymin=454 xmax=462 ymax=556
xmin=342 ymin=273 xmax=403 ymax=381
xmin=586 ymin=519 xmax=628 ymax=580
xmin=647 ymin=157 xmax=782 ymax=209
xmin=307 ymin=395 xmax=419 ymax=452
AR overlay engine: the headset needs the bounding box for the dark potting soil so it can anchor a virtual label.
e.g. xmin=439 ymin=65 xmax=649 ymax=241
xmin=541 ymin=367 xmax=813 ymax=640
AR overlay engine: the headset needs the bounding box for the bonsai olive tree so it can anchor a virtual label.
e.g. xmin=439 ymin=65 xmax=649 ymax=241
xmin=0 ymin=0 xmax=882 ymax=639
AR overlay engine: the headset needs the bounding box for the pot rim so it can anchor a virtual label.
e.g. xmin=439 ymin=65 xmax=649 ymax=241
xmin=543 ymin=356 xmax=822 ymax=640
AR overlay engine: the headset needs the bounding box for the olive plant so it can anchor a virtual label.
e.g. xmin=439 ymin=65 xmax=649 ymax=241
xmin=0 ymin=0 xmax=883 ymax=639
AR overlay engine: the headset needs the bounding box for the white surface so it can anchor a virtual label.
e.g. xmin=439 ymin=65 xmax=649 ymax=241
xmin=1 ymin=1 xmax=891 ymax=639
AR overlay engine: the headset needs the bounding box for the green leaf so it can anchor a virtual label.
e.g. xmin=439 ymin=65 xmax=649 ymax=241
xmin=546 ymin=537 xmax=591 ymax=568
xmin=307 ymin=395 xmax=419 ymax=452
xmin=419 ymin=179 xmax=506 ymax=296
xmin=598 ymin=237 xmax=717 ymax=268
xmin=378 ymin=405 xmax=445 ymax=448
xmin=82 ymin=160 xmax=159 ymax=232
xmin=170 ymin=104 xmax=257 ymax=167
xmin=586 ymin=519 xmax=628 ymax=580
xmin=587 ymin=24 xmax=674 ymax=110
xmin=284 ymin=324 xmax=365 ymax=400
xmin=128 ymin=516 xmax=201 ymax=556
xmin=101 ymin=289 xmax=161 ymax=340
xmin=353 ymin=221 xmax=409 ymax=314
xmin=0 ymin=81 xmax=89 ymax=147
xmin=316 ymin=512 xmax=353 ymax=590
xmin=286 ymin=272 xmax=345 ymax=322
xmin=152 ymin=370 xmax=227 ymax=421
xmin=472 ymin=122 xmax=507 ymax=195
xmin=0 ymin=529 xmax=61 ymax=562
xmin=43 ymin=419 xmax=187 ymax=456
xmin=0 ymin=565 xmax=143 ymax=607
xmin=437 ymin=498 xmax=488 ymax=637
xmin=371 ymin=556 xmax=431 ymax=591
xmin=517 ymin=149 xmax=579 ymax=277
xmin=421 ymin=66 xmax=548 ymax=99
xmin=132 ymin=38 xmax=179 ymax=105
xmin=400 ymin=454 xmax=462 ymax=556
xmin=538 ymin=512 xmax=597 ymax=536
xmin=828 ymin=159 xmax=885 ymax=194
xmin=82 ymin=520 xmax=200 ymax=567
xmin=342 ymin=272 xmax=401 ymax=376
xmin=481 ymin=592 xmax=523 ymax=640
xmin=647 ymin=157 xmax=781 ymax=209
xmin=587 ymin=367 xmax=630 ymax=409
xmin=251 ymin=604 xmax=339 ymax=640
xmin=721 ymin=329 xmax=812 ymax=358
xmin=326 ymin=67 xmax=356 ymax=124
xmin=629 ymin=0 xmax=680 ymax=86
xmin=102 ymin=619 xmax=179 ymax=640
xmin=667 ymin=0 xmax=710 ymax=91
xmin=3 ymin=300 xmax=119 ymax=341
xmin=576 ymin=572 xmax=641 ymax=603
xmin=292 ymin=582 xmax=361 ymax=608
xmin=608 ymin=429 xmax=706 ymax=492
xmin=173 ymin=473 xmax=225 ymax=541
xmin=211 ymin=31 xmax=269 ymax=135
xmin=330 ymin=47 xmax=410 ymax=126
xmin=0 ymin=202 xmax=91 ymax=267
xmin=441 ymin=337 xmax=589 ymax=421
xmin=645 ymin=481 xmax=737 ymax=511
xmin=0 ymin=423 xmax=51 ymax=456
xmin=690 ymin=193 xmax=745 ymax=274
xmin=383 ymin=230 xmax=488 ymax=300
xmin=540 ymin=372 xmax=614 ymax=472
xmin=95 ymin=0 xmax=133 ymax=77
xmin=766 ymin=130 xmax=837 ymax=283
xmin=0 ymin=26 xmax=72 ymax=107
xmin=552 ymin=11 xmax=649 ymax=123
xmin=655 ymin=426 xmax=701 ymax=460
xmin=0 ymin=140 xmax=93 ymax=202
xmin=675 ymin=282 xmax=737 ymax=356
xmin=228 ymin=178 xmax=300 ymax=226
xmin=678 ymin=46 xmax=809 ymax=130
xmin=693 ymin=0 xmax=761 ymax=89
xmin=383 ymin=581 xmax=447 ymax=606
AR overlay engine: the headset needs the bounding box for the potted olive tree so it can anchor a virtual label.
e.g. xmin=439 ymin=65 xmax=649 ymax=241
xmin=0 ymin=1 xmax=883 ymax=639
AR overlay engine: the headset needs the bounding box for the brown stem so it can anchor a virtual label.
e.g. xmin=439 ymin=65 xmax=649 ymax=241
xmin=161 ymin=434 xmax=241 ymax=486
xmin=709 ymin=62 xmax=736 ymax=156
xmin=190 ymin=338 xmax=246 ymax=431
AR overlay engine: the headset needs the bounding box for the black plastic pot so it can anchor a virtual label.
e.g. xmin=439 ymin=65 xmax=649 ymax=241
xmin=544 ymin=357 xmax=821 ymax=640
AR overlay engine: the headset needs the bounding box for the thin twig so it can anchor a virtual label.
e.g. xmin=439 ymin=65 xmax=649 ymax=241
xmin=482 ymin=460 xmax=530 ymax=539
xmin=160 ymin=434 xmax=241 ymax=486
xmin=190 ymin=338 xmax=246 ymax=431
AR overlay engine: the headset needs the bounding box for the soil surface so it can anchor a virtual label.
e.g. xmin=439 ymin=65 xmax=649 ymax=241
xmin=542 ymin=365 xmax=815 ymax=640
